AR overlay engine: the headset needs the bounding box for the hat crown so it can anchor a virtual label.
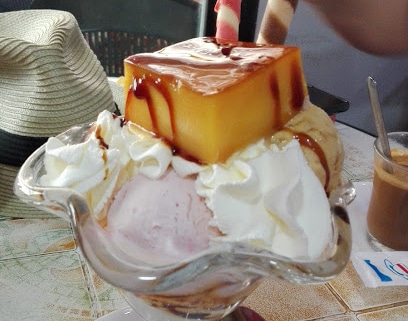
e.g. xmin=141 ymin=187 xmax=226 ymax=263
xmin=0 ymin=10 xmax=115 ymax=167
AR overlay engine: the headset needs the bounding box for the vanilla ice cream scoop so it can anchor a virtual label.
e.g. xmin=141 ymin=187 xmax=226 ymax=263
xmin=270 ymin=103 xmax=344 ymax=194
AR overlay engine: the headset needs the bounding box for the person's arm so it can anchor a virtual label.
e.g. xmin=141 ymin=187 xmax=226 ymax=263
xmin=303 ymin=0 xmax=408 ymax=55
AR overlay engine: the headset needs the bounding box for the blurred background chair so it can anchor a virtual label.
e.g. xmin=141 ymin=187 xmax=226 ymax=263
xmin=81 ymin=31 xmax=175 ymax=76
xmin=31 ymin=0 xmax=259 ymax=77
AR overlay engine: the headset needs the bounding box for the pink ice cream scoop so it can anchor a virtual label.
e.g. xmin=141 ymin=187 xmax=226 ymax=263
xmin=106 ymin=169 xmax=213 ymax=266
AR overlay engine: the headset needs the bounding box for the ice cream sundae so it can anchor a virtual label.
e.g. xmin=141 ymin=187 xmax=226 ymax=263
xmin=12 ymin=2 xmax=353 ymax=320
xmin=40 ymin=37 xmax=344 ymax=266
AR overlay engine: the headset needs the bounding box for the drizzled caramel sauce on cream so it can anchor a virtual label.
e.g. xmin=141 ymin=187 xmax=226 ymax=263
xmin=286 ymin=129 xmax=330 ymax=191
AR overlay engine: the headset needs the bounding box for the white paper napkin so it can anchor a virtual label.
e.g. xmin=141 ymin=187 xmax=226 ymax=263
xmin=352 ymin=251 xmax=408 ymax=287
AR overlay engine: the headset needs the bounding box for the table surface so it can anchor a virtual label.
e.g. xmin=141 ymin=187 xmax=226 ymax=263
xmin=1 ymin=120 xmax=408 ymax=321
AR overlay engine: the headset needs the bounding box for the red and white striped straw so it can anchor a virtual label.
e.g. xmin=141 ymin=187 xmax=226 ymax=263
xmin=214 ymin=0 xmax=242 ymax=41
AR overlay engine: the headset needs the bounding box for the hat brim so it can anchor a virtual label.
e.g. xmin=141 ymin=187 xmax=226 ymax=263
xmin=0 ymin=163 xmax=54 ymax=218
xmin=1 ymin=78 xmax=124 ymax=219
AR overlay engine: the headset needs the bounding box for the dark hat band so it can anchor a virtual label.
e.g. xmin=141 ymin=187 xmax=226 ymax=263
xmin=0 ymin=128 xmax=47 ymax=167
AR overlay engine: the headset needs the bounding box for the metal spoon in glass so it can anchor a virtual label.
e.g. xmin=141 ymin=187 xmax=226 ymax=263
xmin=367 ymin=76 xmax=393 ymax=164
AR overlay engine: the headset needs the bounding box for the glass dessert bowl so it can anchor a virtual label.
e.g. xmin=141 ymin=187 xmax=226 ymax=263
xmin=15 ymin=121 xmax=355 ymax=321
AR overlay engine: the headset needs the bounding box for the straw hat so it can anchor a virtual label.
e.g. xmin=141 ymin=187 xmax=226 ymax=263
xmin=0 ymin=10 xmax=116 ymax=218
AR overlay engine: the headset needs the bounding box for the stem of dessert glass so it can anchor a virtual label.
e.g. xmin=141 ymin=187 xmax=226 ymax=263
xmin=221 ymin=307 xmax=266 ymax=321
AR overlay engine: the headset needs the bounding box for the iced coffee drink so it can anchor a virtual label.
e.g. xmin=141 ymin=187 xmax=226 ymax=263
xmin=367 ymin=132 xmax=408 ymax=250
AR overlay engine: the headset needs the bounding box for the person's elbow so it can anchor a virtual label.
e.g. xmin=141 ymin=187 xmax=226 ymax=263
xmin=343 ymin=30 xmax=408 ymax=56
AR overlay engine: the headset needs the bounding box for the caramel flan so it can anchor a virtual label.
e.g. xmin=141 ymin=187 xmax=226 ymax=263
xmin=123 ymin=37 xmax=308 ymax=164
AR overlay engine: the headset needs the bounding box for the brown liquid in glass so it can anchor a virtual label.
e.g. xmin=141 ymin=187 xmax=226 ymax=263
xmin=367 ymin=153 xmax=408 ymax=250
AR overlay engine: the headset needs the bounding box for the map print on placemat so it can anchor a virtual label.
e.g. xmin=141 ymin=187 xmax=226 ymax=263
xmin=0 ymin=252 xmax=94 ymax=321
xmin=0 ymin=218 xmax=75 ymax=260
xmin=336 ymin=123 xmax=375 ymax=182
